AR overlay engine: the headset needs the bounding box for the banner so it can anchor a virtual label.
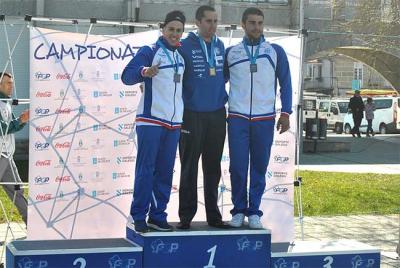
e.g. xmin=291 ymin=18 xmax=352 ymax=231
xmin=29 ymin=27 xmax=300 ymax=243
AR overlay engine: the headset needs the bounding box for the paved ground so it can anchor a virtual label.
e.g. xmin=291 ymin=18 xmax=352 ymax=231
xmin=0 ymin=133 xmax=398 ymax=266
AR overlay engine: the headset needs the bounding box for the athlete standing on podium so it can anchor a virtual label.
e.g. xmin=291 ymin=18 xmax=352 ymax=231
xmin=225 ymin=7 xmax=292 ymax=229
xmin=177 ymin=5 xmax=230 ymax=230
xmin=121 ymin=11 xmax=186 ymax=233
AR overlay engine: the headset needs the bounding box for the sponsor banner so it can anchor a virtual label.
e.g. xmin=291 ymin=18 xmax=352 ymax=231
xmin=29 ymin=28 xmax=300 ymax=243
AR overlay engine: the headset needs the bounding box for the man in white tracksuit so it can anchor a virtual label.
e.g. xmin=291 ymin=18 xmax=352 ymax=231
xmin=224 ymin=8 xmax=292 ymax=229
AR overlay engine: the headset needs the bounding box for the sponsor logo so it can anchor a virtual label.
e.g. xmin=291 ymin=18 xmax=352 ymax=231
xmin=112 ymin=172 xmax=130 ymax=180
xmin=113 ymin=139 xmax=131 ymax=147
xmin=34 ymin=176 xmax=49 ymax=184
xmin=92 ymin=124 xmax=111 ymax=132
xmin=55 ymin=108 xmax=72 ymax=114
xmin=116 ymin=156 xmax=135 ymax=164
xmin=34 ymin=72 xmax=51 ymax=81
xmin=34 ymin=107 xmax=50 ymax=116
xmin=192 ymin=49 xmax=202 ymax=54
xmin=273 ymin=258 xmax=300 ymax=268
xmin=274 ymin=155 xmax=289 ymax=164
xmin=93 ymin=90 xmax=112 ymax=98
xmin=91 ymin=190 xmax=109 ymax=197
xmin=55 ymin=142 xmax=71 ymax=149
xmin=274 ymin=140 xmax=289 ymax=147
xmin=108 ymin=255 xmax=137 ymax=268
xmin=119 ymin=90 xmax=137 ymax=98
xmin=236 ymin=236 xmax=263 ymax=251
xmin=274 ymin=171 xmax=288 ymax=178
xmin=151 ymin=239 xmax=179 ymax=254
xmin=35 ymin=125 xmax=52 ymax=132
xmin=116 ymin=188 xmax=133 ymax=196
xmin=36 ymin=193 xmax=52 ymax=201
xmin=92 ymin=157 xmax=111 ymax=165
xmin=114 ymin=107 xmax=133 ymax=114
xmin=56 ymin=73 xmax=71 ymax=80
xmin=35 ymin=160 xmax=51 ymax=166
xmin=55 ymin=176 xmax=71 ymax=182
xmin=117 ymin=123 xmax=135 ymax=131
xmin=273 ymin=186 xmax=288 ymax=193
xmin=35 ymin=91 xmax=52 ymax=98
xmin=34 ymin=141 xmax=49 ymax=151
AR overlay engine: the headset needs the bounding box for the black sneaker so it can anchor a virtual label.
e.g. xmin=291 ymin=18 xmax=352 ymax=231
xmin=148 ymin=218 xmax=173 ymax=231
xmin=134 ymin=220 xmax=149 ymax=233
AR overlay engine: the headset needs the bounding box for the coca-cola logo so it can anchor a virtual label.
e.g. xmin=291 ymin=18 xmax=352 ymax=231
xmin=55 ymin=142 xmax=71 ymax=149
xmin=36 ymin=194 xmax=52 ymax=201
xmin=56 ymin=73 xmax=71 ymax=80
xmin=36 ymin=126 xmax=51 ymax=132
xmin=55 ymin=176 xmax=71 ymax=182
xmin=35 ymin=91 xmax=52 ymax=98
xmin=55 ymin=108 xmax=71 ymax=114
xmin=35 ymin=160 xmax=51 ymax=166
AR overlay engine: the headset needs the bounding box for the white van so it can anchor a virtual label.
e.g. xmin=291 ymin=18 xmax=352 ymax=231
xmin=317 ymin=99 xmax=349 ymax=133
xmin=343 ymin=96 xmax=400 ymax=134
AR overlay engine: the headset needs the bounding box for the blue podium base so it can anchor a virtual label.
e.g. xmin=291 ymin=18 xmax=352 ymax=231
xmin=6 ymin=238 xmax=142 ymax=268
xmin=126 ymin=221 xmax=271 ymax=268
xmin=271 ymin=240 xmax=381 ymax=268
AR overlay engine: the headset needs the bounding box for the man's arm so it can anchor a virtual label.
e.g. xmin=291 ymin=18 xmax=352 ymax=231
xmin=0 ymin=110 xmax=29 ymax=135
xmin=272 ymin=44 xmax=292 ymax=134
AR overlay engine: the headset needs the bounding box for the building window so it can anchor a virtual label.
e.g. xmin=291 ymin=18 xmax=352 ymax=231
xmin=305 ymin=62 xmax=322 ymax=80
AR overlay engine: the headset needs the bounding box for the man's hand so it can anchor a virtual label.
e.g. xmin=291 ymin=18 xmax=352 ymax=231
xmin=19 ymin=110 xmax=29 ymax=124
xmin=276 ymin=114 xmax=290 ymax=134
xmin=142 ymin=63 xmax=161 ymax=78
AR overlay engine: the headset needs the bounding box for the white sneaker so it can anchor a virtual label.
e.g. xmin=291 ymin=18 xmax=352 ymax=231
xmin=229 ymin=213 xmax=245 ymax=227
xmin=248 ymin=215 xmax=263 ymax=229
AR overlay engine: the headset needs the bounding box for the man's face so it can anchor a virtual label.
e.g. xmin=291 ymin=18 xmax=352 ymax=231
xmin=196 ymin=10 xmax=218 ymax=40
xmin=0 ymin=75 xmax=13 ymax=97
xmin=242 ymin=14 xmax=264 ymax=41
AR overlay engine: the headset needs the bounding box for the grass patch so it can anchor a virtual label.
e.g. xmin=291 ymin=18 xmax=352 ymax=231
xmin=295 ymin=171 xmax=400 ymax=216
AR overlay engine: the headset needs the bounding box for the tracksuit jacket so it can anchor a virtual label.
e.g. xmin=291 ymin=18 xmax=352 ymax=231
xmin=225 ymin=36 xmax=293 ymax=217
xmin=121 ymin=36 xmax=184 ymax=222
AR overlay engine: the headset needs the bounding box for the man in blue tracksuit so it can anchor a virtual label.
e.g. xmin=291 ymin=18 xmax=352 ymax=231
xmin=121 ymin=11 xmax=186 ymax=233
xmin=177 ymin=5 xmax=229 ymax=229
xmin=225 ymin=7 xmax=292 ymax=229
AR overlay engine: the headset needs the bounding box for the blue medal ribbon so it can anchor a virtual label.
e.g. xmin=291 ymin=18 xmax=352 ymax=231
xmin=157 ymin=40 xmax=180 ymax=73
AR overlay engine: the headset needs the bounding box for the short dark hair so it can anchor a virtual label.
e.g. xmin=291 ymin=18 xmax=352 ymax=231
xmin=242 ymin=7 xmax=264 ymax=24
xmin=0 ymin=72 xmax=12 ymax=82
xmin=195 ymin=5 xmax=215 ymax=21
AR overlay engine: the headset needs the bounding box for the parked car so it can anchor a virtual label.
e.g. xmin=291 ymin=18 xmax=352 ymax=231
xmin=343 ymin=96 xmax=400 ymax=134
xmin=317 ymin=98 xmax=349 ymax=133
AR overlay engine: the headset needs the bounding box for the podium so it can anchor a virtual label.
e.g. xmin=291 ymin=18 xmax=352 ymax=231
xmin=272 ymin=240 xmax=380 ymax=268
xmin=6 ymin=225 xmax=381 ymax=267
xmin=126 ymin=222 xmax=271 ymax=268
xmin=6 ymin=238 xmax=142 ymax=268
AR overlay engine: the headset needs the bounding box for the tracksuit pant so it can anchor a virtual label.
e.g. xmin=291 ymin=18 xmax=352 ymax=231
xmin=228 ymin=117 xmax=275 ymax=217
xmin=130 ymin=125 xmax=180 ymax=222
xmin=178 ymin=108 xmax=226 ymax=224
